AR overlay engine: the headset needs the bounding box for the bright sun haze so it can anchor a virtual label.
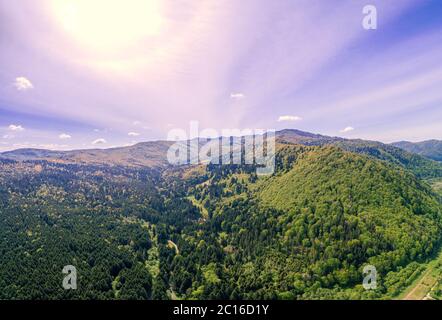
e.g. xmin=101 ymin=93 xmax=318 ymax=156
xmin=51 ymin=0 xmax=163 ymax=52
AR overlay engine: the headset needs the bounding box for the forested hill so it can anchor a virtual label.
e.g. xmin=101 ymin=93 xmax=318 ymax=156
xmin=0 ymin=134 xmax=442 ymax=299
xmin=183 ymin=145 xmax=442 ymax=299
xmin=276 ymin=130 xmax=442 ymax=179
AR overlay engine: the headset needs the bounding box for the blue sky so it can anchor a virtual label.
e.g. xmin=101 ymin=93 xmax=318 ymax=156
xmin=0 ymin=0 xmax=442 ymax=151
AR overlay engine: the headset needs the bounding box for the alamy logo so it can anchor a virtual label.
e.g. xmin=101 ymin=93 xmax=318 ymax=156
xmin=362 ymin=5 xmax=377 ymax=30
xmin=362 ymin=265 xmax=377 ymax=290
xmin=167 ymin=121 xmax=275 ymax=175
xmin=62 ymin=265 xmax=77 ymax=290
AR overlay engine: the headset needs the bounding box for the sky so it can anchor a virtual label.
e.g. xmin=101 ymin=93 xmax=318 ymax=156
xmin=0 ymin=0 xmax=442 ymax=151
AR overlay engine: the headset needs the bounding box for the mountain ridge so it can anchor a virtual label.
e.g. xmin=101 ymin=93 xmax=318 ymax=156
xmin=391 ymin=140 xmax=442 ymax=162
xmin=1 ymin=129 xmax=441 ymax=179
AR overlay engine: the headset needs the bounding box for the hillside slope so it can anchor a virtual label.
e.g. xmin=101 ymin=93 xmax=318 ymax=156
xmin=277 ymin=130 xmax=442 ymax=179
xmin=173 ymin=145 xmax=442 ymax=299
xmin=392 ymin=140 xmax=442 ymax=162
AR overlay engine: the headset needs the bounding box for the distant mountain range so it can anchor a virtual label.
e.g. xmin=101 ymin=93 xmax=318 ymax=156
xmin=391 ymin=140 xmax=442 ymax=162
xmin=0 ymin=140 xmax=173 ymax=167
xmin=1 ymin=129 xmax=441 ymax=178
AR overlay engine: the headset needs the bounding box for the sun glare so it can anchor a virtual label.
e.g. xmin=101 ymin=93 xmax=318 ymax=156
xmin=51 ymin=0 xmax=163 ymax=52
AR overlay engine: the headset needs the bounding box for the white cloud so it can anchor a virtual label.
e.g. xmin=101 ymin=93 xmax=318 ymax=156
xmin=8 ymin=124 xmax=25 ymax=131
xmin=92 ymin=138 xmax=106 ymax=145
xmin=340 ymin=126 xmax=355 ymax=133
xmin=14 ymin=77 xmax=34 ymax=91
xmin=2 ymin=134 xmax=14 ymax=139
xmin=132 ymin=121 xmax=141 ymax=125
xmin=59 ymin=133 xmax=72 ymax=139
xmin=128 ymin=132 xmax=140 ymax=136
xmin=277 ymin=115 xmax=302 ymax=122
xmin=230 ymin=92 xmax=245 ymax=99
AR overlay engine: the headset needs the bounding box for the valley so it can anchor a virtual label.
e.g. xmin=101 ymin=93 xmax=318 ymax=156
xmin=400 ymin=247 xmax=442 ymax=300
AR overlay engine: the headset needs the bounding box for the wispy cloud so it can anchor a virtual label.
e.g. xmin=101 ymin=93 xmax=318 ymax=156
xmin=13 ymin=77 xmax=34 ymax=91
xmin=38 ymin=143 xmax=69 ymax=150
xmin=59 ymin=133 xmax=72 ymax=139
xmin=230 ymin=93 xmax=245 ymax=99
xmin=128 ymin=132 xmax=140 ymax=137
xmin=340 ymin=126 xmax=354 ymax=133
xmin=278 ymin=115 xmax=302 ymax=122
xmin=8 ymin=124 xmax=25 ymax=131
xmin=92 ymin=138 xmax=106 ymax=145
